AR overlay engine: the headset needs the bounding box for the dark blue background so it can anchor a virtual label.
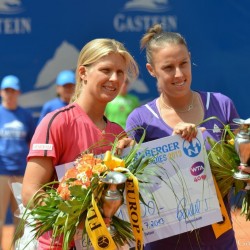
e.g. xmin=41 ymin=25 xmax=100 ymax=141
xmin=1 ymin=0 xmax=250 ymax=118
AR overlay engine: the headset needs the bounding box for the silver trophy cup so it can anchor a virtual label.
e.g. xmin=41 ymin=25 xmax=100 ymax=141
xmin=233 ymin=118 xmax=250 ymax=189
xmin=100 ymin=171 xmax=127 ymax=236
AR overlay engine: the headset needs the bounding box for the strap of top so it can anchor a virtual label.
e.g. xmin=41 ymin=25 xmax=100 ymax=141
xmin=144 ymin=104 xmax=159 ymax=119
xmin=206 ymin=92 xmax=210 ymax=111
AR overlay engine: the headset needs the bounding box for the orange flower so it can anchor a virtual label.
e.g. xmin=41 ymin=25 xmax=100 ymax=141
xmin=93 ymin=163 xmax=107 ymax=174
xmin=58 ymin=187 xmax=71 ymax=200
xmin=57 ymin=182 xmax=71 ymax=200
xmin=57 ymin=154 xmax=106 ymax=200
xmin=76 ymin=163 xmax=92 ymax=177
xmin=65 ymin=167 xmax=78 ymax=179
xmin=79 ymin=153 xmax=102 ymax=165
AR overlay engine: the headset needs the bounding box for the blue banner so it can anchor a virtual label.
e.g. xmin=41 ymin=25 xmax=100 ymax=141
xmin=1 ymin=0 xmax=250 ymax=120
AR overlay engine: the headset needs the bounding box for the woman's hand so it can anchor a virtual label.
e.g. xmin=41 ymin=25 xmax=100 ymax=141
xmin=238 ymin=165 xmax=250 ymax=174
xmin=172 ymin=122 xmax=206 ymax=141
xmin=116 ymin=137 xmax=136 ymax=155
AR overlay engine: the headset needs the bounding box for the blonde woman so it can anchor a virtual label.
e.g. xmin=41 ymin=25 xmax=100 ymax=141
xmin=22 ymin=38 xmax=138 ymax=249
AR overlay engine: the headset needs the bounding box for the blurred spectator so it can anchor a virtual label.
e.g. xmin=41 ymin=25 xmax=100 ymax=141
xmin=0 ymin=75 xmax=36 ymax=248
xmin=37 ymin=70 xmax=75 ymax=124
xmin=105 ymin=79 xmax=140 ymax=129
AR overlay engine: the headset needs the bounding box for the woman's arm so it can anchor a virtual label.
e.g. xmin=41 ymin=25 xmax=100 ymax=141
xmin=22 ymin=156 xmax=55 ymax=207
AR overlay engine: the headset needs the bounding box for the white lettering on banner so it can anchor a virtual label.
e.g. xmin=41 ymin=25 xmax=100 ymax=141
xmin=33 ymin=144 xmax=53 ymax=150
xmin=113 ymin=14 xmax=177 ymax=32
xmin=0 ymin=18 xmax=31 ymax=34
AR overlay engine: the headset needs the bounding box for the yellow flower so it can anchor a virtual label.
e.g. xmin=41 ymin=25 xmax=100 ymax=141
xmin=103 ymin=150 xmax=125 ymax=170
xmin=228 ymin=138 xmax=235 ymax=145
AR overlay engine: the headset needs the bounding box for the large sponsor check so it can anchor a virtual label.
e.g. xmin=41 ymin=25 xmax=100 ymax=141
xmin=56 ymin=131 xmax=222 ymax=248
xmin=118 ymin=131 xmax=222 ymax=244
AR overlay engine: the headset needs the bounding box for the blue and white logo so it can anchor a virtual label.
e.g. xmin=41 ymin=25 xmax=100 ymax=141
xmin=182 ymin=138 xmax=201 ymax=158
xmin=124 ymin=0 xmax=170 ymax=12
xmin=0 ymin=0 xmax=24 ymax=14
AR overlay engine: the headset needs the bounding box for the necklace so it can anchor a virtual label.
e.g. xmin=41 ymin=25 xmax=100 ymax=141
xmin=96 ymin=116 xmax=107 ymax=133
xmin=160 ymin=92 xmax=195 ymax=113
xmin=101 ymin=116 xmax=107 ymax=134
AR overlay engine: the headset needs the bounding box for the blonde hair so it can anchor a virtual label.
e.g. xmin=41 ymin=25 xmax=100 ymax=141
xmin=140 ymin=23 xmax=188 ymax=65
xmin=71 ymin=38 xmax=139 ymax=102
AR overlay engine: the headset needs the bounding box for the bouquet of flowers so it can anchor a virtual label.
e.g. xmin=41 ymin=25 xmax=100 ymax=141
xmin=14 ymin=129 xmax=164 ymax=250
xmin=203 ymin=116 xmax=250 ymax=221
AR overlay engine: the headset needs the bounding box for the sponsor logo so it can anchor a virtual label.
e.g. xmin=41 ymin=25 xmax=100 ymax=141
xmin=113 ymin=0 xmax=177 ymax=33
xmin=124 ymin=0 xmax=170 ymax=13
xmin=0 ymin=0 xmax=24 ymax=14
xmin=212 ymin=124 xmax=221 ymax=133
xmin=190 ymin=161 xmax=207 ymax=183
xmin=182 ymin=138 xmax=201 ymax=158
xmin=190 ymin=161 xmax=205 ymax=176
xmin=97 ymin=235 xmax=110 ymax=248
xmin=0 ymin=120 xmax=25 ymax=138
xmin=0 ymin=0 xmax=32 ymax=35
xmin=33 ymin=144 xmax=53 ymax=150
xmin=3 ymin=120 xmax=23 ymax=129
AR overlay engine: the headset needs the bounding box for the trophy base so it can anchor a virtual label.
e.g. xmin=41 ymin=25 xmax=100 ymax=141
xmin=233 ymin=171 xmax=250 ymax=181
